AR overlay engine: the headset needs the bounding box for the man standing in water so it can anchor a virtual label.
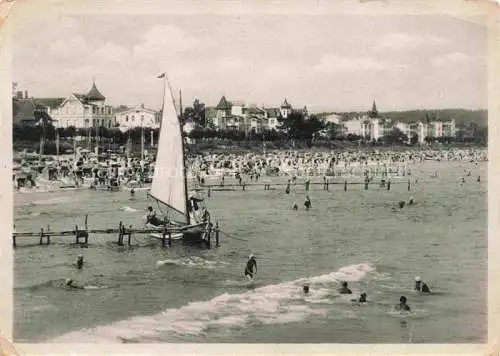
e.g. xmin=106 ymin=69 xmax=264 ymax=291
xmin=304 ymin=196 xmax=312 ymax=210
xmin=245 ymin=254 xmax=257 ymax=281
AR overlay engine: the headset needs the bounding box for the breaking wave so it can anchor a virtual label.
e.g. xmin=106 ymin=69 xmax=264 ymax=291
xmin=50 ymin=263 xmax=374 ymax=343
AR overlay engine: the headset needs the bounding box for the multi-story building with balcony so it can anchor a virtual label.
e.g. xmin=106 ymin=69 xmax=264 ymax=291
xmin=51 ymin=82 xmax=115 ymax=128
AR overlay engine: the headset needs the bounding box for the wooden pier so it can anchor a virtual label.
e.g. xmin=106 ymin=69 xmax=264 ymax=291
xmin=201 ymin=179 xmax=412 ymax=192
xmin=13 ymin=215 xmax=219 ymax=249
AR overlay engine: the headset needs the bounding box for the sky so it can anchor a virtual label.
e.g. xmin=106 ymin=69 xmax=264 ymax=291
xmin=11 ymin=4 xmax=487 ymax=113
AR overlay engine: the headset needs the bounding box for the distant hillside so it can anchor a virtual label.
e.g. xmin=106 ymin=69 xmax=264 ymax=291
xmin=317 ymin=109 xmax=488 ymax=127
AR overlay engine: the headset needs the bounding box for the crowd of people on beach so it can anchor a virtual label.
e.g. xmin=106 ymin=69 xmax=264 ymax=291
xmin=13 ymin=147 xmax=487 ymax=192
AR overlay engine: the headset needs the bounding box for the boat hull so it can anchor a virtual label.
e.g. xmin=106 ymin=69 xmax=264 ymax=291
xmin=148 ymin=222 xmax=209 ymax=246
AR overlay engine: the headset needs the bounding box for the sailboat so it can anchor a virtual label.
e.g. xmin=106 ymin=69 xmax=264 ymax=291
xmin=146 ymin=73 xmax=210 ymax=244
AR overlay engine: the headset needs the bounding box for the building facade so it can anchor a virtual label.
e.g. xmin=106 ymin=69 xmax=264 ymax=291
xmin=210 ymin=96 xmax=301 ymax=133
xmin=51 ymin=82 xmax=115 ymax=128
xmin=115 ymin=104 xmax=158 ymax=132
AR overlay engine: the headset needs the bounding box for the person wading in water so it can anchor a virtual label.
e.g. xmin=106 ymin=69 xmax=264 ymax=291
xmin=245 ymin=254 xmax=257 ymax=281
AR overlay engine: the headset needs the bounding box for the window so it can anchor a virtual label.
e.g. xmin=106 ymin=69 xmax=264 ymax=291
xmin=126 ymin=115 xmax=129 ymax=122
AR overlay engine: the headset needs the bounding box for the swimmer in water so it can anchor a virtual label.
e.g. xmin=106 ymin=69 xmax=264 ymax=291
xmin=414 ymin=276 xmax=431 ymax=293
xmin=338 ymin=281 xmax=352 ymax=294
xmin=408 ymin=196 xmax=414 ymax=205
xmin=351 ymin=292 xmax=367 ymax=303
xmin=76 ymin=254 xmax=84 ymax=269
xmin=130 ymin=188 xmax=135 ymax=196
xmin=398 ymin=201 xmax=405 ymax=209
xmin=292 ymin=202 xmax=298 ymax=210
xmin=395 ymin=296 xmax=411 ymax=311
xmin=65 ymin=279 xmax=84 ymax=289
xmin=245 ymin=254 xmax=257 ymax=280
xmin=303 ymin=285 xmax=310 ymax=294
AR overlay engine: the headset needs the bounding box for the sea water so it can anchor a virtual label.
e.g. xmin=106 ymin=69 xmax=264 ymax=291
xmin=13 ymin=161 xmax=487 ymax=343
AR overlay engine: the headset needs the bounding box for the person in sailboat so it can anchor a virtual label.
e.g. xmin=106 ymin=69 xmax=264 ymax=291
xmin=146 ymin=206 xmax=167 ymax=226
xmin=187 ymin=192 xmax=204 ymax=222
xmin=245 ymin=254 xmax=257 ymax=280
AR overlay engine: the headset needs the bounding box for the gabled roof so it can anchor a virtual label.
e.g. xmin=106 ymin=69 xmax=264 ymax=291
xmin=73 ymin=93 xmax=89 ymax=104
xmin=215 ymin=96 xmax=232 ymax=110
xmin=119 ymin=105 xmax=157 ymax=115
xmin=13 ymin=99 xmax=36 ymax=125
xmin=34 ymin=98 xmax=65 ymax=110
xmin=87 ymin=82 xmax=106 ymax=101
xmin=12 ymin=98 xmax=54 ymax=125
xmin=247 ymin=106 xmax=266 ymax=115
xmin=280 ymin=98 xmax=292 ymax=108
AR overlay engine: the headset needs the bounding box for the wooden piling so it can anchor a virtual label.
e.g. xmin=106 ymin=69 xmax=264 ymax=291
xmin=206 ymin=227 xmax=211 ymax=249
xmin=344 ymin=180 xmax=347 ymax=191
xmin=39 ymin=228 xmax=44 ymax=245
xmin=387 ymin=181 xmax=391 ymax=191
xmin=118 ymin=221 xmax=123 ymax=246
xmin=75 ymin=225 xmax=79 ymax=244
xmin=46 ymin=225 xmax=51 ymax=245
xmin=162 ymin=225 xmax=167 ymax=247
xmin=364 ymin=180 xmax=368 ymax=190
xmin=127 ymin=225 xmax=132 ymax=246
xmin=13 ymin=235 xmax=16 ymax=248
xmin=168 ymin=232 xmax=172 ymax=247
xmin=208 ymin=187 xmax=211 ymax=197
xmin=408 ymin=179 xmax=411 ymax=191
xmin=215 ymin=221 xmax=220 ymax=247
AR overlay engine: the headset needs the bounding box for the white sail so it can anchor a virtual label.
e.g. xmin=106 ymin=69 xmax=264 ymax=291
xmin=150 ymin=76 xmax=187 ymax=219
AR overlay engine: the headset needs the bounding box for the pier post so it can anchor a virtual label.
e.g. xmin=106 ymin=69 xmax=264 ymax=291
xmin=13 ymin=235 xmax=16 ymax=248
xmin=75 ymin=225 xmax=79 ymax=244
xmin=408 ymin=179 xmax=411 ymax=191
xmin=215 ymin=221 xmax=220 ymax=247
xmin=39 ymin=228 xmax=44 ymax=245
xmin=344 ymin=180 xmax=347 ymax=191
xmin=326 ymin=181 xmax=329 ymax=190
xmin=168 ymin=232 xmax=172 ymax=247
xmin=208 ymin=187 xmax=211 ymax=197
xmin=118 ymin=221 xmax=123 ymax=246
xmin=127 ymin=225 xmax=132 ymax=246
xmin=206 ymin=226 xmax=211 ymax=249
xmin=47 ymin=225 xmax=51 ymax=245
xmin=387 ymin=180 xmax=391 ymax=191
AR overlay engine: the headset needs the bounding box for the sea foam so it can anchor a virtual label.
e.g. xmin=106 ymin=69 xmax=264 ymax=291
xmin=50 ymin=263 xmax=374 ymax=343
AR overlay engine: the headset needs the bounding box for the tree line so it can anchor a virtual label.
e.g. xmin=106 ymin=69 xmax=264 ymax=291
xmin=13 ymin=97 xmax=487 ymax=152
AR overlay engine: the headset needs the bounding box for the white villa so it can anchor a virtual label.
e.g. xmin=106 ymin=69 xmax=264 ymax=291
xmin=51 ymin=82 xmax=115 ymax=128
xmin=115 ymin=104 xmax=159 ymax=132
